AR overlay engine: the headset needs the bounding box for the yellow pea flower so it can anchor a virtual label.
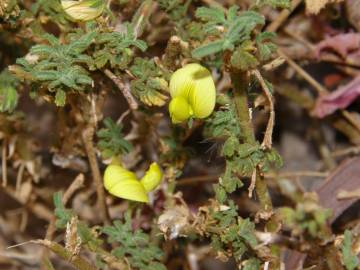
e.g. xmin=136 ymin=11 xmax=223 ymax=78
xmin=103 ymin=162 xmax=163 ymax=203
xmin=61 ymin=0 xmax=105 ymax=22
xmin=169 ymin=63 xmax=216 ymax=123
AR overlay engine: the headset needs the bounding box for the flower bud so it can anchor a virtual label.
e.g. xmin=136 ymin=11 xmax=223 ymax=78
xmin=61 ymin=0 xmax=105 ymax=22
xmin=169 ymin=63 xmax=216 ymax=123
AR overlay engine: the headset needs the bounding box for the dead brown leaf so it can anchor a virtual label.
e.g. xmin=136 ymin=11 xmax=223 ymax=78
xmin=305 ymin=0 xmax=343 ymax=14
xmin=158 ymin=205 xmax=193 ymax=240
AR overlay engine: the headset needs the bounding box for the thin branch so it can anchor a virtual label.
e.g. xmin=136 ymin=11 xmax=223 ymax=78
xmin=331 ymin=146 xmax=360 ymax=157
xmin=103 ymin=69 xmax=138 ymax=110
xmin=63 ymin=174 xmax=85 ymax=204
xmin=15 ymin=163 xmax=25 ymax=195
xmin=277 ymin=49 xmax=328 ymax=95
xmin=2 ymin=139 xmax=7 ymax=187
xmin=341 ymin=110 xmax=360 ymax=133
xmin=82 ymin=127 xmax=110 ymax=224
xmin=34 ymin=240 xmax=97 ymax=270
xmin=177 ymin=171 xmax=329 ymax=185
xmin=249 ymin=168 xmax=257 ymax=198
xmin=266 ymin=0 xmax=303 ymax=32
xmin=231 ymin=72 xmax=273 ymax=213
xmin=251 ymin=69 xmax=275 ymax=149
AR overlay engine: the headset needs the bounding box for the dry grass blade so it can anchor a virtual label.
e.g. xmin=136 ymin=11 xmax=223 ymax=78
xmin=251 ymin=69 xmax=275 ymax=149
xmin=33 ymin=240 xmax=97 ymax=270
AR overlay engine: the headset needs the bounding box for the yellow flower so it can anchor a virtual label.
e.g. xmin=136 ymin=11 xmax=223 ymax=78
xmin=61 ymin=0 xmax=105 ymax=22
xmin=169 ymin=63 xmax=216 ymax=123
xmin=103 ymin=162 xmax=163 ymax=203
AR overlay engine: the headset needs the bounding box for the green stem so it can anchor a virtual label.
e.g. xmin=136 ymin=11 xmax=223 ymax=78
xmin=230 ymin=72 xmax=273 ymax=212
xmin=231 ymin=72 xmax=255 ymax=144
xmin=35 ymin=240 xmax=97 ymax=270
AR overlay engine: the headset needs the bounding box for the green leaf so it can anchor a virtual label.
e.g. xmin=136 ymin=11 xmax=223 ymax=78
xmin=256 ymin=0 xmax=291 ymax=8
xmin=243 ymin=258 xmax=261 ymax=270
xmin=225 ymin=11 xmax=264 ymax=44
xmin=54 ymin=89 xmax=66 ymax=106
xmin=222 ymin=136 xmax=238 ymax=157
xmin=130 ymin=58 xmax=168 ymax=106
xmin=214 ymin=183 xmax=227 ymax=204
xmin=192 ymin=40 xmax=224 ymax=58
xmin=237 ymin=143 xmax=260 ymax=158
xmin=238 ymin=218 xmax=257 ymax=248
xmin=53 ymin=192 xmax=73 ymax=229
xmin=30 ymin=0 xmax=70 ymax=26
xmin=15 ymin=31 xmax=94 ymax=105
xmin=93 ymin=24 xmax=147 ymax=69
xmin=102 ymin=211 xmax=165 ymax=270
xmin=97 ymin=117 xmax=133 ymax=158
xmin=193 ymin=6 xmax=264 ymax=58
xmin=342 ymin=230 xmax=359 ymax=270
xmin=222 ymin=164 xmax=243 ymax=193
xmin=77 ymin=222 xmax=103 ymax=251
xmin=204 ymin=104 xmax=241 ymax=138
xmin=195 ymin=7 xmax=225 ymax=24
xmin=0 ymin=86 xmax=18 ymax=113
xmin=0 ymin=69 xmax=19 ymax=113
xmin=256 ymin=32 xmax=277 ymax=61
xmin=230 ymin=41 xmax=259 ymax=71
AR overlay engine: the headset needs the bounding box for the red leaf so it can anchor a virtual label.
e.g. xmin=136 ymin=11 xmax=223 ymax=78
xmin=314 ymin=33 xmax=360 ymax=58
xmin=312 ymin=76 xmax=360 ymax=118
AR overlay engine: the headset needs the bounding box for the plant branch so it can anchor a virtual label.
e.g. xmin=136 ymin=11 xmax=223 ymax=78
xmin=277 ymin=49 xmax=328 ymax=95
xmin=266 ymin=0 xmax=303 ymax=32
xmin=177 ymin=171 xmax=329 ymax=185
xmin=34 ymin=240 xmax=97 ymax=270
xmin=82 ymin=127 xmax=110 ymax=224
xmin=103 ymin=69 xmax=138 ymax=110
xmin=231 ymin=72 xmax=255 ymax=144
xmin=2 ymin=138 xmax=7 ymax=187
xmin=230 ymin=72 xmax=273 ymax=213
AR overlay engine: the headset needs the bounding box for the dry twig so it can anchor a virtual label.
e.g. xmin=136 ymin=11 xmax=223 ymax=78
xmin=103 ymin=69 xmax=138 ymax=110
xmin=82 ymin=127 xmax=110 ymax=224
xmin=251 ymin=69 xmax=275 ymax=149
xmin=266 ymin=0 xmax=303 ymax=32
xmin=2 ymin=139 xmax=7 ymax=187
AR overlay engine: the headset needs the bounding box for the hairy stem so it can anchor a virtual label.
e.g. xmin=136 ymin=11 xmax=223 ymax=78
xmin=231 ymin=72 xmax=255 ymax=144
xmin=34 ymin=240 xmax=97 ymax=270
xmin=231 ymin=72 xmax=273 ymax=213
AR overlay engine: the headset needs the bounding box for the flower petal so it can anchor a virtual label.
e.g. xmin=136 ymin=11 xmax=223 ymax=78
xmin=189 ymin=67 xmax=216 ymax=118
xmin=169 ymin=96 xmax=193 ymax=123
xmin=169 ymin=64 xmax=198 ymax=99
xmin=140 ymin=162 xmax=163 ymax=192
xmin=109 ymin=179 xmax=148 ymax=203
xmin=61 ymin=0 xmax=104 ymax=21
xmin=104 ymin=164 xmax=148 ymax=202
